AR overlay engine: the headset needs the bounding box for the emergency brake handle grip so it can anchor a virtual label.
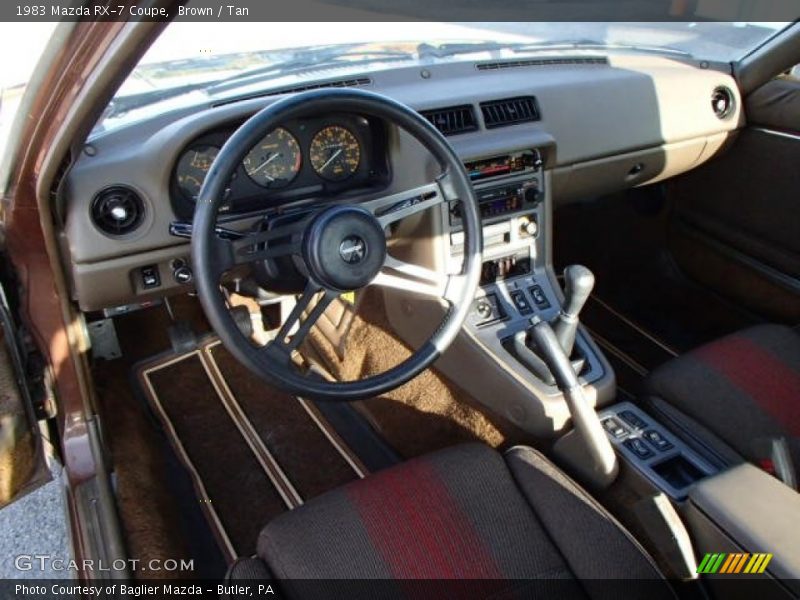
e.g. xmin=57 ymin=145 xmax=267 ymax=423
xmin=528 ymin=316 xmax=618 ymax=487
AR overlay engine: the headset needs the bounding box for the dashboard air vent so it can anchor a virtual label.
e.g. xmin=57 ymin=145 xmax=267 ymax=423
xmin=711 ymin=86 xmax=735 ymax=119
xmin=480 ymin=97 xmax=540 ymax=128
xmin=420 ymin=105 xmax=478 ymax=136
xmin=91 ymin=186 xmax=145 ymax=236
xmin=477 ymin=57 xmax=608 ymax=70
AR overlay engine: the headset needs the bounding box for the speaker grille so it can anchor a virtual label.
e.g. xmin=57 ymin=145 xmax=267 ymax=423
xmin=90 ymin=186 xmax=145 ymax=236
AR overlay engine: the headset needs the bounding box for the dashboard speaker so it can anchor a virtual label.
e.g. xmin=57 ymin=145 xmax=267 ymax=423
xmin=711 ymin=86 xmax=735 ymax=119
xmin=90 ymin=185 xmax=145 ymax=236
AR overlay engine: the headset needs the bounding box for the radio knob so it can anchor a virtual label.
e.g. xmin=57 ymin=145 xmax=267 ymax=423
xmin=524 ymin=186 xmax=542 ymax=205
xmin=520 ymin=220 xmax=538 ymax=238
xmin=476 ymin=300 xmax=493 ymax=319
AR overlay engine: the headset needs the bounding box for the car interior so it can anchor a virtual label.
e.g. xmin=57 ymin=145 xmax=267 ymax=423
xmin=3 ymin=16 xmax=800 ymax=599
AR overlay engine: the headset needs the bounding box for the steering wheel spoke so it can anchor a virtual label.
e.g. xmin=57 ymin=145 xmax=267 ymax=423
xmin=208 ymin=217 xmax=307 ymax=279
xmin=362 ymin=179 xmax=448 ymax=228
xmin=231 ymin=218 xmax=307 ymax=264
xmin=263 ymin=282 xmax=337 ymax=360
xmin=370 ymin=255 xmax=465 ymax=305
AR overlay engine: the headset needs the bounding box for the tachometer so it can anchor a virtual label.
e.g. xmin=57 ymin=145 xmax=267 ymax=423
xmin=309 ymin=125 xmax=361 ymax=182
xmin=175 ymin=145 xmax=219 ymax=200
xmin=243 ymin=127 xmax=302 ymax=188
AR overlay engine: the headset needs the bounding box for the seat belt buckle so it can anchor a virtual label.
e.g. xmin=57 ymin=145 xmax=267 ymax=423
xmin=754 ymin=437 xmax=797 ymax=490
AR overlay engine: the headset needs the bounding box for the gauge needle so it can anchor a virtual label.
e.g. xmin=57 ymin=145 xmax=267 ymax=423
xmin=250 ymin=152 xmax=281 ymax=175
xmin=320 ymin=148 xmax=343 ymax=171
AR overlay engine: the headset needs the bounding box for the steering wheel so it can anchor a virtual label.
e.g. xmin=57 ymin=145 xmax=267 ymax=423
xmin=192 ymin=89 xmax=482 ymax=401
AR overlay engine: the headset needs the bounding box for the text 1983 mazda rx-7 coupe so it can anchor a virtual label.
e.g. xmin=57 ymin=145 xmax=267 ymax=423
xmin=1 ymin=10 xmax=799 ymax=599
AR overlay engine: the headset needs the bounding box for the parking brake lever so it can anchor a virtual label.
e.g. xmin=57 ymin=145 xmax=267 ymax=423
xmin=528 ymin=316 xmax=618 ymax=488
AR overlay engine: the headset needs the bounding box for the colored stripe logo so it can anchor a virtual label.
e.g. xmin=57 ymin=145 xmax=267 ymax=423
xmin=697 ymin=553 xmax=773 ymax=574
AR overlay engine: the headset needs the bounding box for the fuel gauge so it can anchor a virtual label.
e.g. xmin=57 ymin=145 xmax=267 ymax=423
xmin=175 ymin=144 xmax=220 ymax=201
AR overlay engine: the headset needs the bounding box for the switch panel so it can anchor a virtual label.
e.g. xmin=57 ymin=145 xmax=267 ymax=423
xmin=140 ymin=265 xmax=160 ymax=289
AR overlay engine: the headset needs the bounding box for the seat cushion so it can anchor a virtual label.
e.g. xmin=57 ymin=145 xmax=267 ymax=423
xmin=258 ymin=443 xmax=671 ymax=598
xmin=645 ymin=324 xmax=800 ymax=472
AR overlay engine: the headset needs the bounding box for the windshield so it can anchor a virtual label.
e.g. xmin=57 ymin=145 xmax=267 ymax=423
xmin=100 ymin=21 xmax=791 ymax=132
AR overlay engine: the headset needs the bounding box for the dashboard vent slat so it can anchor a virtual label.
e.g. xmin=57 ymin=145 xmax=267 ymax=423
xmin=480 ymin=97 xmax=540 ymax=128
xmin=419 ymin=105 xmax=478 ymax=136
xmin=477 ymin=57 xmax=609 ymax=71
xmin=91 ymin=186 xmax=145 ymax=237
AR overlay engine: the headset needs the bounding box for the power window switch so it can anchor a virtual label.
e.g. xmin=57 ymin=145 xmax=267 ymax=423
xmin=602 ymin=417 xmax=627 ymax=439
xmin=643 ymin=429 xmax=673 ymax=452
xmin=529 ymin=285 xmax=550 ymax=308
xmin=624 ymin=438 xmax=654 ymax=459
xmin=619 ymin=410 xmax=648 ymax=430
xmin=510 ymin=290 xmax=533 ymax=315
xmin=141 ymin=265 xmax=160 ymax=289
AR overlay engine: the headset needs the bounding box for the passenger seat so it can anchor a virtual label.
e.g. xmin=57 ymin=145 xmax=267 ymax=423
xmin=644 ymin=324 xmax=800 ymax=485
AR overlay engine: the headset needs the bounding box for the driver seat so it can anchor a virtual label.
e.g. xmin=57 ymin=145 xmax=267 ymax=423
xmin=229 ymin=443 xmax=675 ymax=598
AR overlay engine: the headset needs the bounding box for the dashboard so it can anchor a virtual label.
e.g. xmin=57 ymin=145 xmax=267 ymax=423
xmin=169 ymin=113 xmax=389 ymax=219
xmin=62 ymin=53 xmax=743 ymax=311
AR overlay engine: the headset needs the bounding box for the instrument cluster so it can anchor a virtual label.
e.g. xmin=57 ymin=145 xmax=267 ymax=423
xmin=170 ymin=113 xmax=389 ymax=219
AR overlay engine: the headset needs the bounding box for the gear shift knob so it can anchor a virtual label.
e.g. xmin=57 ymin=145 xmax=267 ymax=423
xmin=554 ymin=264 xmax=595 ymax=356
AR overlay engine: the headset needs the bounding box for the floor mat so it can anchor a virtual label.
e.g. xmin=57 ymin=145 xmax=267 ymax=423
xmin=136 ymin=341 xmax=362 ymax=559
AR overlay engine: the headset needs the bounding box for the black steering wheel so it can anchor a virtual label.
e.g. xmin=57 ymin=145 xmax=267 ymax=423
xmin=192 ymin=89 xmax=482 ymax=401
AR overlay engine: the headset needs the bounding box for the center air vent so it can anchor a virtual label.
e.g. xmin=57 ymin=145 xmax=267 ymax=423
xmin=480 ymin=97 xmax=540 ymax=128
xmin=419 ymin=105 xmax=478 ymax=136
xmin=711 ymin=86 xmax=735 ymax=119
xmin=91 ymin=186 xmax=145 ymax=236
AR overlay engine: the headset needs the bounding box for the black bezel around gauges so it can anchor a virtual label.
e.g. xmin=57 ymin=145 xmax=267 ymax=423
xmin=169 ymin=112 xmax=391 ymax=221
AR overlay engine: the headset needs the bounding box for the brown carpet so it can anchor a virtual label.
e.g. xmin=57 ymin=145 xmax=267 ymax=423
xmin=92 ymin=295 xmax=211 ymax=577
xmin=309 ymin=290 xmax=530 ymax=459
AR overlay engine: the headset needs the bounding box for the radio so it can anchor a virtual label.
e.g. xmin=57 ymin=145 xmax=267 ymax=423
xmin=464 ymin=149 xmax=542 ymax=182
xmin=450 ymin=178 xmax=542 ymax=227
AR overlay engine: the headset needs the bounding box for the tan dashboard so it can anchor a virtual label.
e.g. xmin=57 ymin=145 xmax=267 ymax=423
xmin=62 ymin=54 xmax=742 ymax=311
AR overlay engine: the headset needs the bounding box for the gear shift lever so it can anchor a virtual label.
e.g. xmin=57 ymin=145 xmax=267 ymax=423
xmin=553 ymin=265 xmax=595 ymax=357
xmin=528 ymin=316 xmax=618 ymax=488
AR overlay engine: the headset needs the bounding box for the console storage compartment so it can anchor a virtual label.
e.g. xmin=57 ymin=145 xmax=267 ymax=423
xmin=683 ymin=464 xmax=800 ymax=597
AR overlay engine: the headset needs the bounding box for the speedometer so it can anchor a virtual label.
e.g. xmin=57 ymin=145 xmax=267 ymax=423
xmin=175 ymin=145 xmax=219 ymax=200
xmin=309 ymin=126 xmax=361 ymax=182
xmin=243 ymin=127 xmax=302 ymax=188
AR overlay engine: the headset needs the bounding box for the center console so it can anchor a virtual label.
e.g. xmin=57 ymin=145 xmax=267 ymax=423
xmin=447 ymin=147 xmax=614 ymax=415
xmin=598 ymin=402 xmax=717 ymax=499
xmin=385 ymin=143 xmax=616 ymax=443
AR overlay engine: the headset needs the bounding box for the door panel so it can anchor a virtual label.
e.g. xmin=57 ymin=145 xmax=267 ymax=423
xmin=0 ymin=286 xmax=50 ymax=507
xmin=665 ymin=78 xmax=800 ymax=323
